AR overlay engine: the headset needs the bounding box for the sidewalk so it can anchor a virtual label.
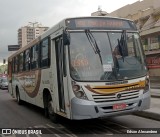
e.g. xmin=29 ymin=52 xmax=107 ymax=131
xmin=150 ymin=76 xmax=160 ymax=89
xmin=134 ymin=89 xmax=160 ymax=121
xmin=151 ymin=88 xmax=160 ymax=98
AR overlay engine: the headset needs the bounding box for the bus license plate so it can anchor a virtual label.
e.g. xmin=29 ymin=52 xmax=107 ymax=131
xmin=113 ymin=103 xmax=126 ymax=110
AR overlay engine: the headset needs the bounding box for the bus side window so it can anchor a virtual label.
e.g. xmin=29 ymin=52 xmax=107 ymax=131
xmin=15 ymin=56 xmax=19 ymax=73
xmin=19 ymin=52 xmax=24 ymax=72
xmin=31 ymin=44 xmax=39 ymax=69
xmin=12 ymin=58 xmax=15 ymax=73
xmin=40 ymin=38 xmax=50 ymax=68
xmin=24 ymin=49 xmax=30 ymax=71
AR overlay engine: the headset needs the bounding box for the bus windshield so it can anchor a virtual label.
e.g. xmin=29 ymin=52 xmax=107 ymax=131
xmin=69 ymin=31 xmax=147 ymax=81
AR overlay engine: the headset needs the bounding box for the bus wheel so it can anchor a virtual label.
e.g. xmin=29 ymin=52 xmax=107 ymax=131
xmin=47 ymin=99 xmax=58 ymax=123
xmin=16 ymin=88 xmax=22 ymax=105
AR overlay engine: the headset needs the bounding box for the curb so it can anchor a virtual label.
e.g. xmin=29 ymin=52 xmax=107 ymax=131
xmin=151 ymin=87 xmax=160 ymax=89
xmin=134 ymin=109 xmax=160 ymax=121
xmin=151 ymin=95 xmax=160 ymax=98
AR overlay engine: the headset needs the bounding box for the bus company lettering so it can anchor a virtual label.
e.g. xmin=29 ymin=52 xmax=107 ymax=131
xmin=23 ymin=70 xmax=41 ymax=98
xmin=105 ymin=80 xmax=128 ymax=85
xmin=126 ymin=84 xmax=142 ymax=90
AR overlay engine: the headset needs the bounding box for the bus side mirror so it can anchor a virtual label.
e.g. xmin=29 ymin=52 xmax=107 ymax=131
xmin=63 ymin=30 xmax=70 ymax=45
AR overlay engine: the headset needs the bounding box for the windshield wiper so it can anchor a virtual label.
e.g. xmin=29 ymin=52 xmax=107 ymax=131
xmin=85 ymin=29 xmax=103 ymax=64
xmin=117 ymin=30 xmax=128 ymax=61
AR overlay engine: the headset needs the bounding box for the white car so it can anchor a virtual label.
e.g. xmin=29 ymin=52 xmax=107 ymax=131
xmin=0 ymin=77 xmax=8 ymax=89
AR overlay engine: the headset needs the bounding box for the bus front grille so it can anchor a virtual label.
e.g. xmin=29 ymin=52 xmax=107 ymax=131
xmin=92 ymin=90 xmax=140 ymax=103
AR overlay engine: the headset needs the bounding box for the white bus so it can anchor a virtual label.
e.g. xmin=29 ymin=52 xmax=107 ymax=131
xmin=8 ymin=17 xmax=150 ymax=122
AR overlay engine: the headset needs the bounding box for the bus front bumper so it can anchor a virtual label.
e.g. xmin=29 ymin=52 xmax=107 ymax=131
xmin=71 ymin=91 xmax=150 ymax=120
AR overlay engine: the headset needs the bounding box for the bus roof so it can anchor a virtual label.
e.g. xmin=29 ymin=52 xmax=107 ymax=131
xmin=8 ymin=16 xmax=137 ymax=60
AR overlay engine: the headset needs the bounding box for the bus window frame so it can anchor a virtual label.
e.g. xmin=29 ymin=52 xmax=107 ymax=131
xmin=12 ymin=58 xmax=15 ymax=73
xmin=24 ymin=48 xmax=31 ymax=71
xmin=30 ymin=44 xmax=39 ymax=70
xmin=15 ymin=56 xmax=19 ymax=73
xmin=40 ymin=37 xmax=51 ymax=69
xmin=18 ymin=52 xmax=24 ymax=72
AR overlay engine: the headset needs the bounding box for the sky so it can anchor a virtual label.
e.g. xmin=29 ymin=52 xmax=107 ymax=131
xmin=0 ymin=0 xmax=139 ymax=65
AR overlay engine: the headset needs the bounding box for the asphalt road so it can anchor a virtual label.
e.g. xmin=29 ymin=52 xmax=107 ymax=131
xmin=0 ymin=89 xmax=160 ymax=137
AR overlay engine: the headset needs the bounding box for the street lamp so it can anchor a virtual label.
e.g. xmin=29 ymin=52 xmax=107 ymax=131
xmin=3 ymin=59 xmax=6 ymax=64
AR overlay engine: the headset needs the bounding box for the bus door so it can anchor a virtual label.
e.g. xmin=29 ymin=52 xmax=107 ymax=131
xmin=55 ymin=37 xmax=67 ymax=113
xmin=8 ymin=60 xmax=13 ymax=95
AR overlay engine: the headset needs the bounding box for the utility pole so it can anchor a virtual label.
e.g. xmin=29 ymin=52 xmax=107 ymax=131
xmin=3 ymin=59 xmax=6 ymax=65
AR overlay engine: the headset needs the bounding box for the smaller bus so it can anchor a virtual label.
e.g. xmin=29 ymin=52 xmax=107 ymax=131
xmin=8 ymin=16 xmax=150 ymax=122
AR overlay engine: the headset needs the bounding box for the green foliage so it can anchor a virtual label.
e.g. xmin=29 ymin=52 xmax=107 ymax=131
xmin=0 ymin=64 xmax=8 ymax=74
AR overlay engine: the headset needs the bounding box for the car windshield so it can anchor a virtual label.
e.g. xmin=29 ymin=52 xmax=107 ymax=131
xmin=69 ymin=31 xmax=147 ymax=81
xmin=2 ymin=78 xmax=7 ymax=82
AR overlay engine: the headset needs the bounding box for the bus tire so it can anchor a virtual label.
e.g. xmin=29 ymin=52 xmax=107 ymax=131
xmin=47 ymin=96 xmax=58 ymax=123
xmin=16 ymin=88 xmax=22 ymax=105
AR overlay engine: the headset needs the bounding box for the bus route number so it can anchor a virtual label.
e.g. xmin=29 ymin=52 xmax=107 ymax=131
xmin=72 ymin=59 xmax=89 ymax=67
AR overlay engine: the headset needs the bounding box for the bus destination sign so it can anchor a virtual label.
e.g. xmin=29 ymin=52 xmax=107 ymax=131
xmin=66 ymin=17 xmax=137 ymax=30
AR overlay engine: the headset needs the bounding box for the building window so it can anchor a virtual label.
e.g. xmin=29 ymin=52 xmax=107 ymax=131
xmin=151 ymin=37 xmax=158 ymax=44
xmin=150 ymin=36 xmax=160 ymax=50
xmin=141 ymin=38 xmax=148 ymax=51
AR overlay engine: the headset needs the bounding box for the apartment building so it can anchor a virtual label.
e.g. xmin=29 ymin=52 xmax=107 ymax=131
xmin=18 ymin=23 xmax=49 ymax=48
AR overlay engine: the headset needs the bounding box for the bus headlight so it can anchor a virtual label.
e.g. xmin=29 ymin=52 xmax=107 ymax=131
xmin=72 ymin=85 xmax=80 ymax=92
xmin=72 ymin=81 xmax=88 ymax=100
xmin=143 ymin=78 xmax=150 ymax=94
xmin=74 ymin=91 xmax=85 ymax=98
